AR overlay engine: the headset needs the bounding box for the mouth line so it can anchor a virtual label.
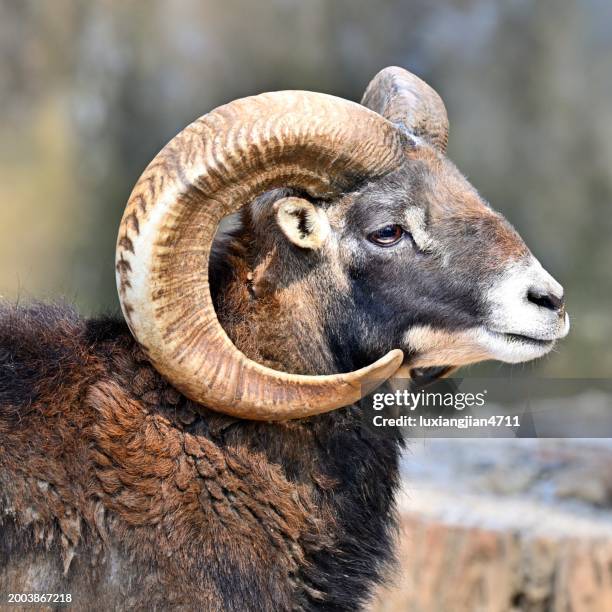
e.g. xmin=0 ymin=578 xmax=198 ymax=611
xmin=491 ymin=330 xmax=555 ymax=346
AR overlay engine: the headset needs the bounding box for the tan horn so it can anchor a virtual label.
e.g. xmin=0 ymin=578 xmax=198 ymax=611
xmin=362 ymin=66 xmax=449 ymax=153
xmin=116 ymin=90 xmax=405 ymax=421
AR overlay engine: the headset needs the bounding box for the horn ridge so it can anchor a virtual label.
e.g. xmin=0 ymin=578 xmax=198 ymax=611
xmin=361 ymin=66 xmax=449 ymax=153
xmin=117 ymin=90 xmax=405 ymax=420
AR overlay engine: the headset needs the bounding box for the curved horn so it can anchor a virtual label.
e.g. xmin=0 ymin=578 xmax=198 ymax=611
xmin=117 ymin=91 xmax=405 ymax=420
xmin=361 ymin=67 xmax=449 ymax=153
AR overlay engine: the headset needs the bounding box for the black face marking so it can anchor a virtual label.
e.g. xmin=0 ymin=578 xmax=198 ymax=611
xmin=319 ymin=160 xmax=528 ymax=372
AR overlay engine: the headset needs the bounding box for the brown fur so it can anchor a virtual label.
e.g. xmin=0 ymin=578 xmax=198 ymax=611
xmin=0 ymin=303 xmax=401 ymax=611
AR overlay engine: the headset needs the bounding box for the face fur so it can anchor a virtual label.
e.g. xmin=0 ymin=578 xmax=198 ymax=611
xmin=214 ymin=135 xmax=569 ymax=379
xmin=266 ymin=141 xmax=569 ymax=374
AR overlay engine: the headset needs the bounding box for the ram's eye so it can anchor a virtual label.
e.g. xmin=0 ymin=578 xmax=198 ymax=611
xmin=368 ymin=224 xmax=404 ymax=247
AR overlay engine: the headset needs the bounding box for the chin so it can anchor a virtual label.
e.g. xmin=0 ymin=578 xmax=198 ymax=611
xmin=477 ymin=312 xmax=570 ymax=364
xmin=476 ymin=328 xmax=557 ymax=363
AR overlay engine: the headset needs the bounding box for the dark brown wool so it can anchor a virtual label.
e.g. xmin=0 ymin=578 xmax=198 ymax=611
xmin=0 ymin=301 xmax=402 ymax=611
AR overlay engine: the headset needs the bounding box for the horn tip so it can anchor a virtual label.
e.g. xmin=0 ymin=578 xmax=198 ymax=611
xmin=375 ymin=348 xmax=404 ymax=376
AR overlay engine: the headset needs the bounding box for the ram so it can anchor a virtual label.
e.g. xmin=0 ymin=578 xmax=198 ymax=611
xmin=0 ymin=67 xmax=568 ymax=611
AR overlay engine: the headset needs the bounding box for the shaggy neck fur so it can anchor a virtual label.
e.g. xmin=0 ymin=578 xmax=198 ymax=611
xmin=0 ymin=222 xmax=404 ymax=612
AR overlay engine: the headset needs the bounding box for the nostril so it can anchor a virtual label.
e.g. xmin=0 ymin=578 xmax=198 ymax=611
xmin=527 ymin=289 xmax=564 ymax=313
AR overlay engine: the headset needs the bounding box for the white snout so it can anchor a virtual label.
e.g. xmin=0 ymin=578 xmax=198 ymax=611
xmin=480 ymin=256 xmax=569 ymax=362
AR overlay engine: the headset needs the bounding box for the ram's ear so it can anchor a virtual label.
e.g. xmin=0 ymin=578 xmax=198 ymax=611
xmin=274 ymin=197 xmax=330 ymax=250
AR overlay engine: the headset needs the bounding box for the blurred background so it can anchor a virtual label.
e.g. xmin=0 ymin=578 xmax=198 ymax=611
xmin=1 ymin=0 xmax=611 ymax=377
xmin=1 ymin=1 xmax=612 ymax=609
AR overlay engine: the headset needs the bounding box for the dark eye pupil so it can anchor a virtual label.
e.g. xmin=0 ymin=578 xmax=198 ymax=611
xmin=369 ymin=224 xmax=403 ymax=246
xmin=379 ymin=226 xmax=398 ymax=238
